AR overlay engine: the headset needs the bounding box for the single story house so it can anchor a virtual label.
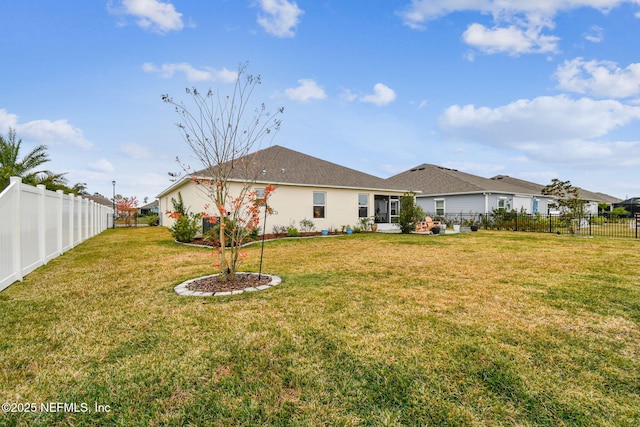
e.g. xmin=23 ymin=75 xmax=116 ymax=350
xmin=385 ymin=164 xmax=621 ymax=217
xmin=138 ymin=200 xmax=159 ymax=216
xmin=84 ymin=193 xmax=114 ymax=208
xmin=613 ymin=197 xmax=640 ymax=217
xmin=156 ymin=146 xmax=412 ymax=233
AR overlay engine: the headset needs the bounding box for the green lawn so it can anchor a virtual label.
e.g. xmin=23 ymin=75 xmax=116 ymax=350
xmin=1 ymin=228 xmax=639 ymax=426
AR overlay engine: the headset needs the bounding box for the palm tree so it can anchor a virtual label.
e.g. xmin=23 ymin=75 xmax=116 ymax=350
xmin=0 ymin=128 xmax=52 ymax=191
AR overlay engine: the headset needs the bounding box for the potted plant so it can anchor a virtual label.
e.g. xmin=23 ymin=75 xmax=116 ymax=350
xmin=453 ymin=214 xmax=461 ymax=232
xmin=469 ymin=211 xmax=479 ymax=231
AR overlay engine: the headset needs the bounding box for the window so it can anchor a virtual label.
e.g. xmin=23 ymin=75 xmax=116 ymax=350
xmin=358 ymin=194 xmax=368 ymax=218
xmin=255 ymin=188 xmax=266 ymax=206
xmin=435 ymin=199 xmax=445 ymax=216
xmin=313 ymin=191 xmax=326 ymax=218
xmin=498 ymin=198 xmax=506 ymax=209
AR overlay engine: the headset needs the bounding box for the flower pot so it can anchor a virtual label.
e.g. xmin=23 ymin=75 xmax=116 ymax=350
xmin=321 ymin=230 xmax=329 ymax=236
xmin=431 ymin=227 xmax=440 ymax=235
xmin=470 ymin=225 xmax=479 ymax=232
xmin=371 ymin=224 xmax=378 ymax=232
xmin=346 ymin=229 xmax=353 ymax=235
xmin=453 ymin=225 xmax=460 ymax=232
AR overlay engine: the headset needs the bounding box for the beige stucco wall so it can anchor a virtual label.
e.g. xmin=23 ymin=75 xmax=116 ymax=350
xmin=159 ymin=179 xmax=404 ymax=233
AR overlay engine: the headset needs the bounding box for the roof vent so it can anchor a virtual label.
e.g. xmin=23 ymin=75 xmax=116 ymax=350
xmin=281 ymin=168 xmax=286 ymax=174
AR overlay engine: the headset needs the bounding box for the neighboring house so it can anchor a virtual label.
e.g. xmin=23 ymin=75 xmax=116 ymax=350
xmin=156 ymin=146 xmax=412 ymax=232
xmin=385 ymin=164 xmax=621 ymax=217
xmin=613 ymin=197 xmax=640 ymax=217
xmin=84 ymin=193 xmax=114 ymax=208
xmin=139 ymin=200 xmax=159 ymax=216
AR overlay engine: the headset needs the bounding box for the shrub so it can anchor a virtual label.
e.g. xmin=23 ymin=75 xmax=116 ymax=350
xmin=272 ymin=225 xmax=287 ymax=236
xmin=299 ymin=218 xmax=315 ymax=232
xmin=398 ymin=192 xmax=425 ymax=234
xmin=287 ymin=227 xmax=299 ymax=237
xmin=146 ymin=213 xmax=159 ymax=226
xmin=205 ymin=218 xmax=257 ymax=247
xmin=171 ymin=213 xmax=201 ymax=242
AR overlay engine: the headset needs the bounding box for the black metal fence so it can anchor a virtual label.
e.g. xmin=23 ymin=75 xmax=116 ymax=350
xmin=430 ymin=212 xmax=640 ymax=239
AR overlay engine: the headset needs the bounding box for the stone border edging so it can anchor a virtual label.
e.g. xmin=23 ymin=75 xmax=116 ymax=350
xmin=174 ymin=272 xmax=282 ymax=297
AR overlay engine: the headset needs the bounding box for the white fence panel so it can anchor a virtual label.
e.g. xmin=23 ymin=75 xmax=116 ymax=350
xmin=0 ymin=180 xmax=19 ymax=289
xmin=19 ymin=183 xmax=42 ymax=279
xmin=0 ymin=177 xmax=113 ymax=292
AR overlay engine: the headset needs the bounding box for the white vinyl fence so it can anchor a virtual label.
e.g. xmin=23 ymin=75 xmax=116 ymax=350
xmin=0 ymin=177 xmax=114 ymax=292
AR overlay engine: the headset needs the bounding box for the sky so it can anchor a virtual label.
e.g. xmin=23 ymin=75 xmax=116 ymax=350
xmin=2 ymin=0 xmax=640 ymax=202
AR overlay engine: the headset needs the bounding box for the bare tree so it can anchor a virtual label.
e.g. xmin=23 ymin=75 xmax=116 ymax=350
xmin=162 ymin=63 xmax=283 ymax=281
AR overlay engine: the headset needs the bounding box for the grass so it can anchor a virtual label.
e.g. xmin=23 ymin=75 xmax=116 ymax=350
xmin=1 ymin=228 xmax=639 ymax=426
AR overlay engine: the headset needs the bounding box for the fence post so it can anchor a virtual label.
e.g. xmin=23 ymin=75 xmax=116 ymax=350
xmin=37 ymin=184 xmax=47 ymax=265
xmin=10 ymin=177 xmax=23 ymax=282
xmin=68 ymin=193 xmax=74 ymax=248
xmin=56 ymin=190 xmax=63 ymax=256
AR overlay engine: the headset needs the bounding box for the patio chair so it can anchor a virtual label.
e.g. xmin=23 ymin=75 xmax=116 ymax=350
xmin=415 ymin=216 xmax=441 ymax=233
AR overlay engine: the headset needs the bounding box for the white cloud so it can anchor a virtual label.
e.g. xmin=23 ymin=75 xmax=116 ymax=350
xmin=256 ymin=0 xmax=303 ymax=38
xmin=89 ymin=159 xmax=115 ymax=173
xmin=20 ymin=120 xmax=95 ymax=150
xmin=554 ymin=58 xmax=640 ymax=98
xmin=438 ymin=95 xmax=640 ymax=165
xmin=284 ymin=79 xmax=327 ymax=102
xmin=399 ymin=1 xmax=632 ymax=28
xmin=339 ymin=88 xmax=358 ymax=103
xmin=0 ymin=109 xmax=19 ymax=130
xmin=462 ymin=21 xmax=559 ymax=55
xmin=584 ymin=25 xmax=604 ymax=42
xmin=112 ymin=0 xmax=184 ymax=33
xmin=398 ymin=0 xmax=635 ymax=55
xmin=360 ymin=83 xmax=397 ymax=106
xmin=0 ymin=109 xmax=94 ymax=150
xmin=142 ymin=62 xmax=237 ymax=83
xmin=120 ymin=142 xmax=152 ymax=159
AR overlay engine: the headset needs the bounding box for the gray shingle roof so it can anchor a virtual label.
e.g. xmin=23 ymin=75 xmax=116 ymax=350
xmin=490 ymin=175 xmax=621 ymax=203
xmin=84 ymin=194 xmax=113 ymax=207
xmin=385 ymin=164 xmax=539 ymax=195
xmin=386 ymin=165 xmax=621 ymax=203
xmin=194 ymin=145 xmax=408 ymax=191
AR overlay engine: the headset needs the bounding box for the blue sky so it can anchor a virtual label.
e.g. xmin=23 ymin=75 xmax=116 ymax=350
xmin=2 ymin=0 xmax=640 ymax=202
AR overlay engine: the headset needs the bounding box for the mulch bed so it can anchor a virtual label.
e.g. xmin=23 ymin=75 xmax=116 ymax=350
xmin=186 ymin=231 xmax=342 ymax=247
xmin=186 ymin=273 xmax=273 ymax=293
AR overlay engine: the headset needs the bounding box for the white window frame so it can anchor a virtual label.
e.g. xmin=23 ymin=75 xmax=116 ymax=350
xmin=313 ymin=191 xmax=326 ymax=219
xmin=358 ymin=193 xmax=368 ymax=218
xmin=435 ymin=198 xmax=445 ymax=216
